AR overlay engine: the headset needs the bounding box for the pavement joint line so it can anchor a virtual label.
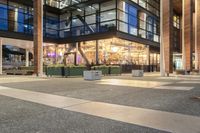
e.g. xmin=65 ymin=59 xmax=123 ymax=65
xmin=59 ymin=101 xmax=93 ymax=110
xmin=0 ymin=86 xmax=200 ymax=133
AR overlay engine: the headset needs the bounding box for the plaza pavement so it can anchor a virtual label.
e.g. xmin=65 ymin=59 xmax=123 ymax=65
xmin=0 ymin=73 xmax=200 ymax=133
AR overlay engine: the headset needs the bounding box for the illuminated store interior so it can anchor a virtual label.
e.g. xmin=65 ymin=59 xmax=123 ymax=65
xmin=43 ymin=38 xmax=160 ymax=67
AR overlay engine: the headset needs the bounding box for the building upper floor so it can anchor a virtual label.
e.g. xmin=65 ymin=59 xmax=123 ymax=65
xmin=0 ymin=0 xmax=160 ymax=45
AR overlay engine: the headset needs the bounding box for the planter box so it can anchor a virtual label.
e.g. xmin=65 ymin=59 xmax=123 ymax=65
xmin=92 ymin=66 xmax=109 ymax=75
xmin=132 ymin=70 xmax=144 ymax=77
xmin=69 ymin=67 xmax=86 ymax=76
xmin=46 ymin=67 xmax=64 ymax=76
xmin=176 ymin=70 xmax=186 ymax=75
xmin=64 ymin=66 xmax=87 ymax=77
xmin=192 ymin=69 xmax=200 ymax=75
xmin=84 ymin=70 xmax=102 ymax=80
xmin=20 ymin=66 xmax=47 ymax=73
xmin=5 ymin=69 xmax=33 ymax=75
xmin=20 ymin=66 xmax=34 ymax=71
xmin=109 ymin=66 xmax=121 ymax=75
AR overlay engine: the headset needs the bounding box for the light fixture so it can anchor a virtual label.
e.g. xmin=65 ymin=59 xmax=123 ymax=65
xmin=77 ymin=8 xmax=82 ymax=12
xmin=111 ymin=46 xmax=119 ymax=53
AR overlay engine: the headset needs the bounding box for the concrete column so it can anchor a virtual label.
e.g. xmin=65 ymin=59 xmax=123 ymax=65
xmin=96 ymin=40 xmax=99 ymax=65
xmin=55 ymin=44 xmax=57 ymax=64
xmin=146 ymin=45 xmax=150 ymax=65
xmin=14 ymin=8 xmax=18 ymax=32
xmin=33 ymin=0 xmax=43 ymax=76
xmin=182 ymin=0 xmax=193 ymax=71
xmin=26 ymin=50 xmax=29 ymax=67
xmin=75 ymin=42 xmax=79 ymax=65
xmin=160 ymin=0 xmax=173 ymax=76
xmin=0 ymin=38 xmax=2 ymax=75
xmin=160 ymin=0 xmax=165 ymax=76
xmin=196 ymin=0 xmax=200 ymax=70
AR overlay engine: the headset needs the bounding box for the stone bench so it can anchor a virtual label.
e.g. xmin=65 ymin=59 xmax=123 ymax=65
xmin=83 ymin=70 xmax=102 ymax=80
xmin=132 ymin=70 xmax=144 ymax=77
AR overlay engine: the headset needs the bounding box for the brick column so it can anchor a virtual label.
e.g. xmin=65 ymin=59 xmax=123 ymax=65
xmin=196 ymin=0 xmax=200 ymax=70
xmin=182 ymin=0 xmax=193 ymax=71
xmin=161 ymin=0 xmax=173 ymax=76
xmin=33 ymin=0 xmax=43 ymax=76
xmin=194 ymin=11 xmax=198 ymax=69
xmin=96 ymin=40 xmax=99 ymax=65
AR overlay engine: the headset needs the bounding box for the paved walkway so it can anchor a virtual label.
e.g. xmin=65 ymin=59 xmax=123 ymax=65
xmin=0 ymin=74 xmax=200 ymax=133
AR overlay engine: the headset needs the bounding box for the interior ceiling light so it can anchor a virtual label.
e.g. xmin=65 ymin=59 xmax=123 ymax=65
xmin=77 ymin=8 xmax=82 ymax=12
xmin=72 ymin=0 xmax=79 ymax=3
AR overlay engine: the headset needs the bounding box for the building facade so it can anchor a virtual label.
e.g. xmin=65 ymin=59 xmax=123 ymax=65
xmin=0 ymin=0 xmax=199 ymax=76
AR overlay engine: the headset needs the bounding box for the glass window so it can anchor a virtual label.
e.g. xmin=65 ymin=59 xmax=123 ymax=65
xmin=72 ymin=18 xmax=83 ymax=27
xmin=118 ymin=10 xmax=128 ymax=22
xmin=118 ymin=21 xmax=128 ymax=33
xmin=129 ymin=5 xmax=137 ymax=17
xmin=129 ymin=26 xmax=137 ymax=36
xmin=129 ymin=15 xmax=137 ymax=26
xmin=131 ymin=0 xmax=138 ymax=3
xmin=139 ymin=0 xmax=146 ymax=8
xmin=85 ymin=4 xmax=99 ymax=15
xmin=101 ymin=0 xmax=115 ymax=11
xmin=100 ymin=10 xmax=116 ymax=22
xmin=118 ymin=1 xmax=128 ymax=13
xmin=100 ymin=20 xmax=116 ymax=32
xmin=85 ymin=14 xmax=96 ymax=24
xmin=173 ymin=14 xmax=180 ymax=29
xmin=0 ymin=3 xmax=8 ymax=30
xmin=146 ymin=16 xmax=153 ymax=32
xmin=139 ymin=29 xmax=146 ymax=38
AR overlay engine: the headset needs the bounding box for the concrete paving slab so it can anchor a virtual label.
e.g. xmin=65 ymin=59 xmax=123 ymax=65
xmin=0 ymin=86 xmax=200 ymax=133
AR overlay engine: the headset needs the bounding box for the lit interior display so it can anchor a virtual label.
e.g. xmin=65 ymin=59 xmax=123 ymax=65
xmin=43 ymin=38 xmax=159 ymax=66
xmin=80 ymin=38 xmax=149 ymax=65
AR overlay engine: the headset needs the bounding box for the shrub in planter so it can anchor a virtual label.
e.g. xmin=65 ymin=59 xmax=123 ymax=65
xmin=46 ymin=65 xmax=64 ymax=77
xmin=64 ymin=65 xmax=87 ymax=77
xmin=109 ymin=66 xmax=121 ymax=75
xmin=68 ymin=65 xmax=87 ymax=76
xmin=92 ymin=66 xmax=109 ymax=75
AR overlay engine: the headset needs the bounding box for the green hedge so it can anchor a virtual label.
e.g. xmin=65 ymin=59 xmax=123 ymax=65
xmin=109 ymin=66 xmax=121 ymax=75
xmin=46 ymin=66 xmax=64 ymax=76
xmin=64 ymin=66 xmax=87 ymax=77
xmin=46 ymin=65 xmax=86 ymax=77
xmin=46 ymin=65 xmax=121 ymax=77
xmin=92 ymin=66 xmax=109 ymax=75
xmin=92 ymin=65 xmax=121 ymax=75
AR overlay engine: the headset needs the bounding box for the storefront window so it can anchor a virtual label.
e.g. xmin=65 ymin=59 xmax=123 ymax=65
xmin=98 ymin=38 xmax=148 ymax=65
xmin=43 ymin=38 xmax=158 ymax=66
xmin=81 ymin=41 xmax=96 ymax=64
xmin=117 ymin=1 xmax=139 ymax=36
